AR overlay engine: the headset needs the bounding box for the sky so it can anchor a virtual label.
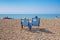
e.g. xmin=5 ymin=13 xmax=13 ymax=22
xmin=0 ymin=0 xmax=60 ymax=14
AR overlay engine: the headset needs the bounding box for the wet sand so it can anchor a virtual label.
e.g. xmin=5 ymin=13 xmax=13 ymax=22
xmin=0 ymin=18 xmax=60 ymax=40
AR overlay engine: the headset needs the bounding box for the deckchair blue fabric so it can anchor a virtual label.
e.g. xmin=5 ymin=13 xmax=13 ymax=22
xmin=21 ymin=19 xmax=29 ymax=26
xmin=32 ymin=18 xmax=40 ymax=26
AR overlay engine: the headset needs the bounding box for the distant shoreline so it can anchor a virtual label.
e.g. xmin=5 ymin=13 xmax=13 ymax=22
xmin=0 ymin=14 xmax=60 ymax=19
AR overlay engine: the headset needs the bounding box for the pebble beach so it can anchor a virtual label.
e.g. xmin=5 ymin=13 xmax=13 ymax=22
xmin=0 ymin=18 xmax=60 ymax=40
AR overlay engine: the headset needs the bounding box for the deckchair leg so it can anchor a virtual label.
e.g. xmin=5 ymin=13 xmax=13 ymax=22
xmin=28 ymin=25 xmax=31 ymax=31
xmin=38 ymin=24 xmax=40 ymax=30
xmin=21 ymin=25 xmax=23 ymax=29
xmin=21 ymin=21 xmax=23 ymax=29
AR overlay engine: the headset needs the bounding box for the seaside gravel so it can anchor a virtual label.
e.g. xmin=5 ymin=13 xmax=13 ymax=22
xmin=0 ymin=18 xmax=60 ymax=40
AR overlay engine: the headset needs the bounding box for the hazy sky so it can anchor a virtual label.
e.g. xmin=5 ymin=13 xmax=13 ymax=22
xmin=0 ymin=0 xmax=60 ymax=14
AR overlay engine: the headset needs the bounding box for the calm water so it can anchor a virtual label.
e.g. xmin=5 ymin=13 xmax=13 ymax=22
xmin=0 ymin=14 xmax=60 ymax=19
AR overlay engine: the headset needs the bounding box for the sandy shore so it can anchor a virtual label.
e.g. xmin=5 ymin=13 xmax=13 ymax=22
xmin=0 ymin=18 xmax=60 ymax=40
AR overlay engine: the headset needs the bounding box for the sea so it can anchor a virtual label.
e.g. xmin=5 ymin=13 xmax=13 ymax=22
xmin=0 ymin=14 xmax=60 ymax=19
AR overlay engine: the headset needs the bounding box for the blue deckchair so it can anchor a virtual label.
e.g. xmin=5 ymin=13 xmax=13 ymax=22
xmin=21 ymin=19 xmax=32 ymax=30
xmin=28 ymin=18 xmax=40 ymax=30
xmin=32 ymin=18 xmax=40 ymax=26
xmin=21 ymin=19 xmax=29 ymax=28
xmin=22 ymin=19 xmax=29 ymax=26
